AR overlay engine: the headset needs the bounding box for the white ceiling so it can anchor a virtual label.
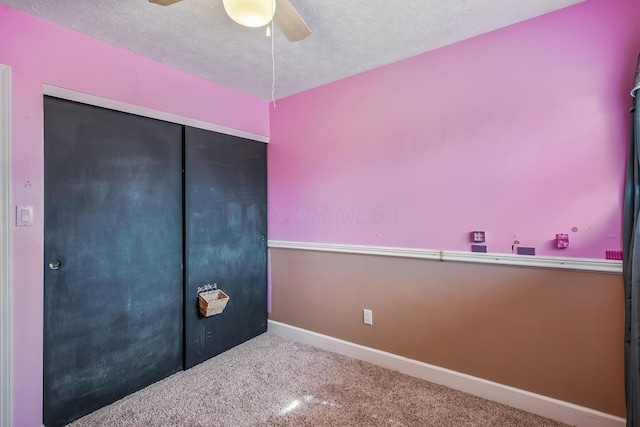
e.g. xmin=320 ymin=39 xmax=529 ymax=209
xmin=1 ymin=0 xmax=585 ymax=100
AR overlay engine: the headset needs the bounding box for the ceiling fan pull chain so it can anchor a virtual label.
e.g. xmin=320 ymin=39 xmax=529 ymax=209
xmin=271 ymin=0 xmax=276 ymax=107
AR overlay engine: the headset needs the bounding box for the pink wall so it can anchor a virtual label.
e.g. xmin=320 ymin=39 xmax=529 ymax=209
xmin=268 ymin=0 xmax=640 ymax=259
xmin=0 ymin=6 xmax=269 ymax=427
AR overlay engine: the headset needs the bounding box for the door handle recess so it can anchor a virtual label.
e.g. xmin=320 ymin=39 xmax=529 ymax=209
xmin=48 ymin=259 xmax=62 ymax=270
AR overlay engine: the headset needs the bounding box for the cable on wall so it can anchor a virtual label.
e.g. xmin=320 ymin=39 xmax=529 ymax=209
xmin=270 ymin=0 xmax=276 ymax=107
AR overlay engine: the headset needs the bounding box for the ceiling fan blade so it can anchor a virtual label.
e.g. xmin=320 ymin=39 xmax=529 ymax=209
xmin=148 ymin=0 xmax=183 ymax=6
xmin=273 ymin=0 xmax=311 ymax=42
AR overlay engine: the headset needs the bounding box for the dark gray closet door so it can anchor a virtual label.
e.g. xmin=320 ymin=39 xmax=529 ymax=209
xmin=184 ymin=126 xmax=267 ymax=369
xmin=43 ymin=97 xmax=183 ymax=427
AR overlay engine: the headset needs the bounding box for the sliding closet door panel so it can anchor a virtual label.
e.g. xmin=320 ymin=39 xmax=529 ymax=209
xmin=184 ymin=126 xmax=267 ymax=369
xmin=43 ymin=97 xmax=183 ymax=427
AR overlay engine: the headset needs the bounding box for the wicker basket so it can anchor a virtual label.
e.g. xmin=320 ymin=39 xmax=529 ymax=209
xmin=198 ymin=289 xmax=229 ymax=317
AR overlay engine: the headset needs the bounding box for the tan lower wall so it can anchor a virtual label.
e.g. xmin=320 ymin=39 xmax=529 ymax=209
xmin=268 ymin=248 xmax=625 ymax=417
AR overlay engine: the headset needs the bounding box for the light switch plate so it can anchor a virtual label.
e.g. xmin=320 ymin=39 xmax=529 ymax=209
xmin=16 ymin=205 xmax=33 ymax=227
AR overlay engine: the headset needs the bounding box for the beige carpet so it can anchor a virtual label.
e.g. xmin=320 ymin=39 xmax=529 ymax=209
xmin=68 ymin=332 xmax=569 ymax=427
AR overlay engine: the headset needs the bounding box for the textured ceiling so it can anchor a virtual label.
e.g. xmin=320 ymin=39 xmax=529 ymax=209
xmin=1 ymin=0 xmax=585 ymax=100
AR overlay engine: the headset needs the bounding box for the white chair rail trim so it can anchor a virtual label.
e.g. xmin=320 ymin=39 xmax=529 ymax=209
xmin=268 ymin=240 xmax=622 ymax=273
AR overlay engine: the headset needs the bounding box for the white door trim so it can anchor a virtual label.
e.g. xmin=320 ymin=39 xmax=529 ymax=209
xmin=42 ymin=84 xmax=269 ymax=143
xmin=0 ymin=64 xmax=13 ymax=427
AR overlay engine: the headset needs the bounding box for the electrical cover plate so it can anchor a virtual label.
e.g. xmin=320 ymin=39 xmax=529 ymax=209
xmin=16 ymin=205 xmax=34 ymax=227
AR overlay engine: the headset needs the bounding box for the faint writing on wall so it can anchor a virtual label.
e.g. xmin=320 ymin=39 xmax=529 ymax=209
xmin=269 ymin=205 xmax=385 ymax=225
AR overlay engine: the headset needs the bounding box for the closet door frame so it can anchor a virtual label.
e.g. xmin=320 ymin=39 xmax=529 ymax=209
xmin=0 ymin=64 xmax=13 ymax=427
xmin=42 ymin=85 xmax=269 ymax=144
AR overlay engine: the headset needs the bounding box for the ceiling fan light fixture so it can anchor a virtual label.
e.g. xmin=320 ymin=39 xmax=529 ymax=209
xmin=223 ymin=0 xmax=276 ymax=28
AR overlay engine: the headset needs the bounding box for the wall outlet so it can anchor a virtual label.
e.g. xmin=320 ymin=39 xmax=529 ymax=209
xmin=363 ymin=309 xmax=373 ymax=325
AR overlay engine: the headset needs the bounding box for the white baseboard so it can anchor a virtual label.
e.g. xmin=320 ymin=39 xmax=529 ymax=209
xmin=268 ymin=320 xmax=626 ymax=427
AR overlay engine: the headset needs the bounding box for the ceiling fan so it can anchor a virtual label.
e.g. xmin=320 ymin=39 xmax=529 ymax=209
xmin=148 ymin=0 xmax=311 ymax=42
